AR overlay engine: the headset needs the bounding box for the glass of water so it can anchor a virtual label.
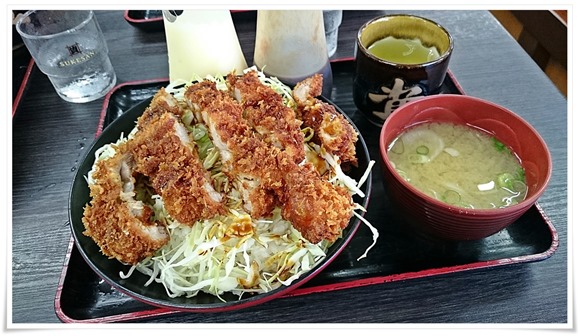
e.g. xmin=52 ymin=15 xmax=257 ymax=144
xmin=323 ymin=10 xmax=343 ymax=57
xmin=15 ymin=10 xmax=116 ymax=103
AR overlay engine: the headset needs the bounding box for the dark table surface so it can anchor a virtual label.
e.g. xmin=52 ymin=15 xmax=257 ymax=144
xmin=11 ymin=9 xmax=568 ymax=325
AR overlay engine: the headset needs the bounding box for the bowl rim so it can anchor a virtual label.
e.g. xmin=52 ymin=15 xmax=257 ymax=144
xmin=379 ymin=94 xmax=552 ymax=216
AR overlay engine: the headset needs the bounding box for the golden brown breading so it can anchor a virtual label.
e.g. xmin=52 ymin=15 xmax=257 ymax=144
xmin=227 ymin=70 xmax=305 ymax=164
xmin=138 ymin=87 xmax=183 ymax=127
xmin=82 ymin=142 xmax=169 ymax=265
xmin=130 ymin=112 xmax=227 ymax=224
xmin=306 ymin=102 xmax=358 ymax=166
xmin=186 ymin=78 xmax=356 ymax=243
xmin=292 ymin=74 xmax=359 ymax=167
xmin=291 ymin=74 xmax=324 ymax=114
xmin=184 ymin=81 xmax=279 ymax=218
xmin=278 ymin=158 xmax=354 ymax=244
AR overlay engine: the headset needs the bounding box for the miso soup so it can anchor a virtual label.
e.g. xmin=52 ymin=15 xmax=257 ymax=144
xmin=387 ymin=122 xmax=527 ymax=209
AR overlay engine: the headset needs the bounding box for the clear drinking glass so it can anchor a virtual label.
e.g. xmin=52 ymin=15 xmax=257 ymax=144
xmin=323 ymin=10 xmax=343 ymax=57
xmin=15 ymin=10 xmax=117 ymax=103
xmin=253 ymin=10 xmax=333 ymax=97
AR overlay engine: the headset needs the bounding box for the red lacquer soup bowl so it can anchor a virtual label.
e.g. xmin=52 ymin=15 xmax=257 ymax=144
xmin=379 ymin=94 xmax=552 ymax=241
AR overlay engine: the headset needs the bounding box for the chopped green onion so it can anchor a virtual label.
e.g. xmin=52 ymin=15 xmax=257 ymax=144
xmin=203 ymin=148 xmax=220 ymax=169
xmin=192 ymin=124 xmax=207 ymax=141
xmin=416 ymin=145 xmax=429 ymax=155
xmin=181 ymin=110 xmax=194 ymax=126
xmin=192 ymin=124 xmax=214 ymax=160
xmin=492 ymin=137 xmax=507 ymax=153
xmin=301 ymin=127 xmax=315 ymax=142
xmin=442 ymin=190 xmax=461 ymax=204
xmin=389 ymin=139 xmax=404 ymax=154
xmin=515 ymin=167 xmax=526 ymax=182
xmin=497 ymin=172 xmax=515 ymax=190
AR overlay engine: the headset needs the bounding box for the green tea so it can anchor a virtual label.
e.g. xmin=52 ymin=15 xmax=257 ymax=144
xmin=368 ymin=36 xmax=441 ymax=64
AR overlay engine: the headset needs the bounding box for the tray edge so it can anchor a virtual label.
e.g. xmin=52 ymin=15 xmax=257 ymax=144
xmin=12 ymin=58 xmax=35 ymax=118
xmin=285 ymin=202 xmax=559 ymax=298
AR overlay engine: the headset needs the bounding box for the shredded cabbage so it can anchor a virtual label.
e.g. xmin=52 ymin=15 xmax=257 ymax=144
xmin=121 ymin=206 xmax=327 ymax=299
xmin=93 ymin=67 xmax=377 ymax=300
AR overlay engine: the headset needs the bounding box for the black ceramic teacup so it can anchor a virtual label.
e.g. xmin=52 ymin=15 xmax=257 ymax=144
xmin=353 ymin=14 xmax=454 ymax=126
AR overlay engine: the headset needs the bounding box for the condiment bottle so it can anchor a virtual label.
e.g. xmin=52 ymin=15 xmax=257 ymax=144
xmin=253 ymin=10 xmax=333 ymax=97
xmin=163 ymin=10 xmax=247 ymax=82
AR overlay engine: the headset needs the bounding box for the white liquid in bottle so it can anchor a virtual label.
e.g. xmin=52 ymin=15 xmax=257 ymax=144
xmin=163 ymin=10 xmax=248 ymax=82
xmin=254 ymin=10 xmax=333 ymax=97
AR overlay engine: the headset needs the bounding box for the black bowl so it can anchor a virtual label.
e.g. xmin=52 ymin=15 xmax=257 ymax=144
xmin=69 ymin=96 xmax=372 ymax=312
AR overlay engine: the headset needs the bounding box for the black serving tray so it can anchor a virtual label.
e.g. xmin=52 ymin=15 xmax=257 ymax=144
xmin=55 ymin=59 xmax=558 ymax=323
xmin=124 ymin=10 xmax=164 ymax=32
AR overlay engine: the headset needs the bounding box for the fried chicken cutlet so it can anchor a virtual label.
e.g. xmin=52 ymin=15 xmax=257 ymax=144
xmin=292 ymin=74 xmax=359 ymax=167
xmin=187 ymin=79 xmax=355 ymax=244
xmin=227 ymin=70 xmax=305 ymax=164
xmin=277 ymin=153 xmax=355 ymax=244
xmin=82 ymin=142 xmax=169 ymax=265
xmin=184 ymin=80 xmax=279 ymax=219
xmin=138 ymin=87 xmax=184 ymax=126
xmin=130 ymin=111 xmax=227 ymax=225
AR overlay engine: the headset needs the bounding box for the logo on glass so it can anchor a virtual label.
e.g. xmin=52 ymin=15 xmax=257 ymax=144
xmin=59 ymin=42 xmax=95 ymax=68
xmin=67 ymin=42 xmax=82 ymax=56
